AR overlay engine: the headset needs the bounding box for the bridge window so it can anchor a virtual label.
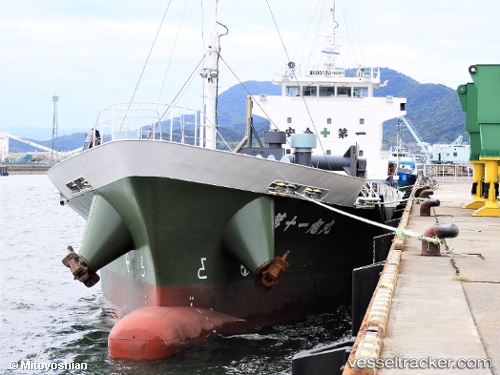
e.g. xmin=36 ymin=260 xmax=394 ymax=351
xmin=287 ymin=117 xmax=292 ymax=124
xmin=353 ymin=87 xmax=368 ymax=97
xmin=327 ymin=118 xmax=332 ymax=124
xmin=337 ymin=87 xmax=351 ymax=97
xmin=319 ymin=87 xmax=335 ymax=97
xmin=359 ymin=118 xmax=365 ymax=124
xmin=303 ymin=86 xmax=317 ymax=96
xmin=287 ymin=86 xmax=300 ymax=96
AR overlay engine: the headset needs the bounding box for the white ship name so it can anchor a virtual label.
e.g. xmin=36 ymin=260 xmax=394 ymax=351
xmin=275 ymin=212 xmax=335 ymax=234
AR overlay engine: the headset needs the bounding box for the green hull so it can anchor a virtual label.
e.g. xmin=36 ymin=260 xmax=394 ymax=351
xmin=69 ymin=175 xmax=386 ymax=319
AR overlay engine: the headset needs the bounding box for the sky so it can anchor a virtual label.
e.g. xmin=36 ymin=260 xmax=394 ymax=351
xmin=1 ymin=0 xmax=500 ymax=140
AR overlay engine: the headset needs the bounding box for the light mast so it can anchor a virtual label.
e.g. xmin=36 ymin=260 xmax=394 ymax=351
xmin=51 ymin=95 xmax=59 ymax=162
xmin=200 ymin=0 xmax=219 ymax=149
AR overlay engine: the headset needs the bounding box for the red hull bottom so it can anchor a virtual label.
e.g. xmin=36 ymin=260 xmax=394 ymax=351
xmin=104 ymin=270 xmax=351 ymax=359
xmin=108 ymin=306 xmax=244 ymax=360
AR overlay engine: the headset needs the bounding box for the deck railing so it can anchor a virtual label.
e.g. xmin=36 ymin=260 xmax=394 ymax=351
xmin=423 ymin=163 xmax=473 ymax=182
xmin=89 ymin=102 xmax=204 ymax=148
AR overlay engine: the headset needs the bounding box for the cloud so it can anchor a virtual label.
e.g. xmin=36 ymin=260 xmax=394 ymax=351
xmin=1 ymin=0 xmax=500 ymax=133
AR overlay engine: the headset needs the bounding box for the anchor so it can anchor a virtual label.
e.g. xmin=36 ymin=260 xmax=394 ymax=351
xmin=255 ymin=250 xmax=290 ymax=290
xmin=62 ymin=245 xmax=100 ymax=287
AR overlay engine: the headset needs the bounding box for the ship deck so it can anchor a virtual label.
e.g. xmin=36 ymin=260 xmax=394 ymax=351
xmin=344 ymin=180 xmax=499 ymax=374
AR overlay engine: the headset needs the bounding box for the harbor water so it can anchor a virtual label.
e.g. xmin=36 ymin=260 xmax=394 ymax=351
xmin=0 ymin=175 xmax=351 ymax=374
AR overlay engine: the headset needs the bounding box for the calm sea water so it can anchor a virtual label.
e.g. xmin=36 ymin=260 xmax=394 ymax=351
xmin=0 ymin=175 xmax=351 ymax=375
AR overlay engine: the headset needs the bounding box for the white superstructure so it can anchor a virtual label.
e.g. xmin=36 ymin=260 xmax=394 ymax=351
xmin=252 ymin=11 xmax=406 ymax=181
xmin=253 ymin=75 xmax=406 ymax=180
xmin=0 ymin=132 xmax=9 ymax=162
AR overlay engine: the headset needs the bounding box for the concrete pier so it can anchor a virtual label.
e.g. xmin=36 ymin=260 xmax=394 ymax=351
xmin=344 ymin=181 xmax=499 ymax=374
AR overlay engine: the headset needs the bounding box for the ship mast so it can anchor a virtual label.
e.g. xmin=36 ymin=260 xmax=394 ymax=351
xmin=200 ymin=0 xmax=219 ymax=149
xmin=321 ymin=1 xmax=340 ymax=70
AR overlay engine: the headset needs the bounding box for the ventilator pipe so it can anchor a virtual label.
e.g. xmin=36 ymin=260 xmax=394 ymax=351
xmin=418 ymin=189 xmax=434 ymax=199
xmin=290 ymin=133 xmax=316 ymax=166
xmin=420 ymin=198 xmax=440 ymax=216
xmin=421 ymin=223 xmax=459 ymax=256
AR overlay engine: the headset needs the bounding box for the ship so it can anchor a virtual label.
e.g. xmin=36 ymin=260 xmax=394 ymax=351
xmin=388 ymin=147 xmax=418 ymax=188
xmin=48 ymin=1 xmax=407 ymax=360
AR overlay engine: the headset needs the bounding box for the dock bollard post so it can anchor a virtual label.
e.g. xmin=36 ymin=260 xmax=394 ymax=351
xmin=415 ymin=185 xmax=431 ymax=198
xmin=420 ymin=198 xmax=440 ymax=216
xmin=418 ymin=189 xmax=434 ymax=199
xmin=421 ymin=223 xmax=459 ymax=256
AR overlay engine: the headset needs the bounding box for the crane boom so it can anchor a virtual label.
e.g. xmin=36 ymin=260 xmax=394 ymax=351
xmin=8 ymin=134 xmax=63 ymax=156
xmin=399 ymin=117 xmax=432 ymax=163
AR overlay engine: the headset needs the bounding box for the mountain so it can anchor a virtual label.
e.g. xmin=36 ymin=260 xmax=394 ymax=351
xmin=217 ymin=80 xmax=281 ymax=128
xmin=2 ymin=127 xmax=89 ymax=142
xmin=375 ymin=68 xmax=466 ymax=148
xmin=8 ymin=68 xmax=466 ymax=153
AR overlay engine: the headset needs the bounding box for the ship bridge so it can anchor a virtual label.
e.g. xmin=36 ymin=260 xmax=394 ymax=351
xmin=273 ymin=65 xmax=383 ymax=99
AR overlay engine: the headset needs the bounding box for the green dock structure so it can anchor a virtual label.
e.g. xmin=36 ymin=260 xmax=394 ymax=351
xmin=344 ymin=181 xmax=499 ymax=374
xmin=458 ymin=82 xmax=484 ymax=209
xmin=459 ymin=64 xmax=500 ymax=217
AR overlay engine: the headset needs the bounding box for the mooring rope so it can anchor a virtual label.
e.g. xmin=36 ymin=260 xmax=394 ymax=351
xmin=363 ymin=196 xmax=433 ymax=206
xmin=295 ymin=192 xmax=441 ymax=244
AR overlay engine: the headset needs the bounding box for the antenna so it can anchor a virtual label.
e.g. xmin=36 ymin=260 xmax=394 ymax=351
xmin=51 ymin=95 xmax=59 ymax=162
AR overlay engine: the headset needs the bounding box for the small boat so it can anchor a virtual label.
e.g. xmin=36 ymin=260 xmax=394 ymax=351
xmin=388 ymin=146 xmax=418 ymax=187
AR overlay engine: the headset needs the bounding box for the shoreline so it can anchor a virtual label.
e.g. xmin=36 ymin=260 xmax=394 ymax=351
xmin=0 ymin=164 xmax=51 ymax=175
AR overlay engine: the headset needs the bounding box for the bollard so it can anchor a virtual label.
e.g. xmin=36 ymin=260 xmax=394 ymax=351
xmin=420 ymin=198 xmax=440 ymax=216
xmin=418 ymin=189 xmax=434 ymax=199
xmin=415 ymin=185 xmax=431 ymax=197
xmin=421 ymin=223 xmax=459 ymax=256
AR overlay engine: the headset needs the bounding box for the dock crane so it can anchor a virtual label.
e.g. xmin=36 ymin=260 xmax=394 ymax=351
xmin=398 ymin=117 xmax=432 ymax=164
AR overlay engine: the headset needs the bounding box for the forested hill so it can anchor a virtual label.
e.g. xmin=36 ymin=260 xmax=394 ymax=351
xmin=10 ymin=68 xmax=466 ymax=152
xmin=375 ymin=69 xmax=465 ymax=147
